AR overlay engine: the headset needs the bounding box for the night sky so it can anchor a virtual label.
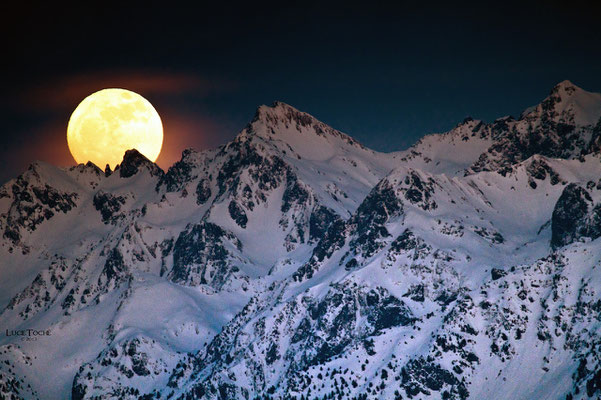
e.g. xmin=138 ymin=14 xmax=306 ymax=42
xmin=1 ymin=2 xmax=600 ymax=183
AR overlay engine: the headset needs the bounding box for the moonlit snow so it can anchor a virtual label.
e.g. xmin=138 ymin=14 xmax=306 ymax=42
xmin=1 ymin=81 xmax=601 ymax=399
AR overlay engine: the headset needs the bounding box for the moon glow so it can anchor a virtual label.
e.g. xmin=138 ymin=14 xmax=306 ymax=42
xmin=67 ymin=88 xmax=163 ymax=169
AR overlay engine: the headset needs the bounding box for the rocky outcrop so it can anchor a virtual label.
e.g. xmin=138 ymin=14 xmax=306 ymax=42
xmin=93 ymin=190 xmax=127 ymax=224
xmin=117 ymin=149 xmax=164 ymax=178
xmin=551 ymin=183 xmax=601 ymax=248
xmin=469 ymin=81 xmax=601 ymax=175
xmin=1 ymin=165 xmax=78 ymax=246
xmin=169 ymin=222 xmax=242 ymax=288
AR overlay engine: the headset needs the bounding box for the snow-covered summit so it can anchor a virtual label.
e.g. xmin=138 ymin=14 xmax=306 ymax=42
xmin=398 ymin=81 xmax=601 ymax=177
xmin=521 ymin=80 xmax=601 ymax=126
xmin=244 ymin=101 xmax=367 ymax=149
xmin=224 ymin=101 xmax=401 ymax=216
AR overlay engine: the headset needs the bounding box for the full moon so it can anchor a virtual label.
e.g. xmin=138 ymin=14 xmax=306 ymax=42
xmin=67 ymin=88 xmax=163 ymax=169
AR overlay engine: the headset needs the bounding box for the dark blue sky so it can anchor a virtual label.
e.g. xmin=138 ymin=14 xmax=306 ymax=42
xmin=1 ymin=2 xmax=600 ymax=182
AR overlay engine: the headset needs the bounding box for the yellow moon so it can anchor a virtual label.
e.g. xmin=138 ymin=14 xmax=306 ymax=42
xmin=67 ymin=88 xmax=163 ymax=169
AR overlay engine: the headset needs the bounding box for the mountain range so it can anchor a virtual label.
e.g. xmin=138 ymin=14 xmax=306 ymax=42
xmin=2 ymin=80 xmax=601 ymax=399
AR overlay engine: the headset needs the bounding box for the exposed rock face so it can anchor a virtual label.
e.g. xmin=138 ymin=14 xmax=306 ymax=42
xmin=195 ymin=178 xmax=212 ymax=204
xmin=228 ymin=200 xmax=248 ymax=228
xmin=93 ymin=190 xmax=127 ymax=224
xmin=400 ymin=357 xmax=469 ymax=399
xmin=525 ymin=156 xmax=563 ymax=188
xmin=118 ymin=149 xmax=164 ymax=178
xmin=588 ymin=119 xmax=601 ymax=154
xmin=1 ymin=164 xmax=78 ymax=246
xmin=468 ymin=81 xmax=601 ymax=175
xmin=292 ymin=218 xmax=346 ymax=282
xmin=157 ymin=148 xmax=200 ymax=192
xmin=551 ymin=183 xmax=601 ymax=248
xmin=348 ymin=181 xmax=403 ymax=259
xmin=169 ymin=222 xmax=242 ymax=289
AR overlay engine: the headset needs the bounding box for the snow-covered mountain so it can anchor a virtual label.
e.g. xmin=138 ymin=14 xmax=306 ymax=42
xmin=399 ymin=80 xmax=601 ymax=177
xmin=2 ymin=81 xmax=601 ymax=400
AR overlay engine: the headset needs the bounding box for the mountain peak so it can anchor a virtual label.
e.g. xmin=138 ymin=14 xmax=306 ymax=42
xmin=519 ymin=80 xmax=601 ymax=126
xmin=271 ymin=100 xmax=296 ymax=110
xmin=549 ymin=79 xmax=583 ymax=99
xmin=553 ymin=79 xmax=577 ymax=90
xmin=117 ymin=149 xmax=164 ymax=178
xmin=240 ymin=101 xmax=368 ymax=152
xmin=252 ymin=101 xmax=314 ymax=127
